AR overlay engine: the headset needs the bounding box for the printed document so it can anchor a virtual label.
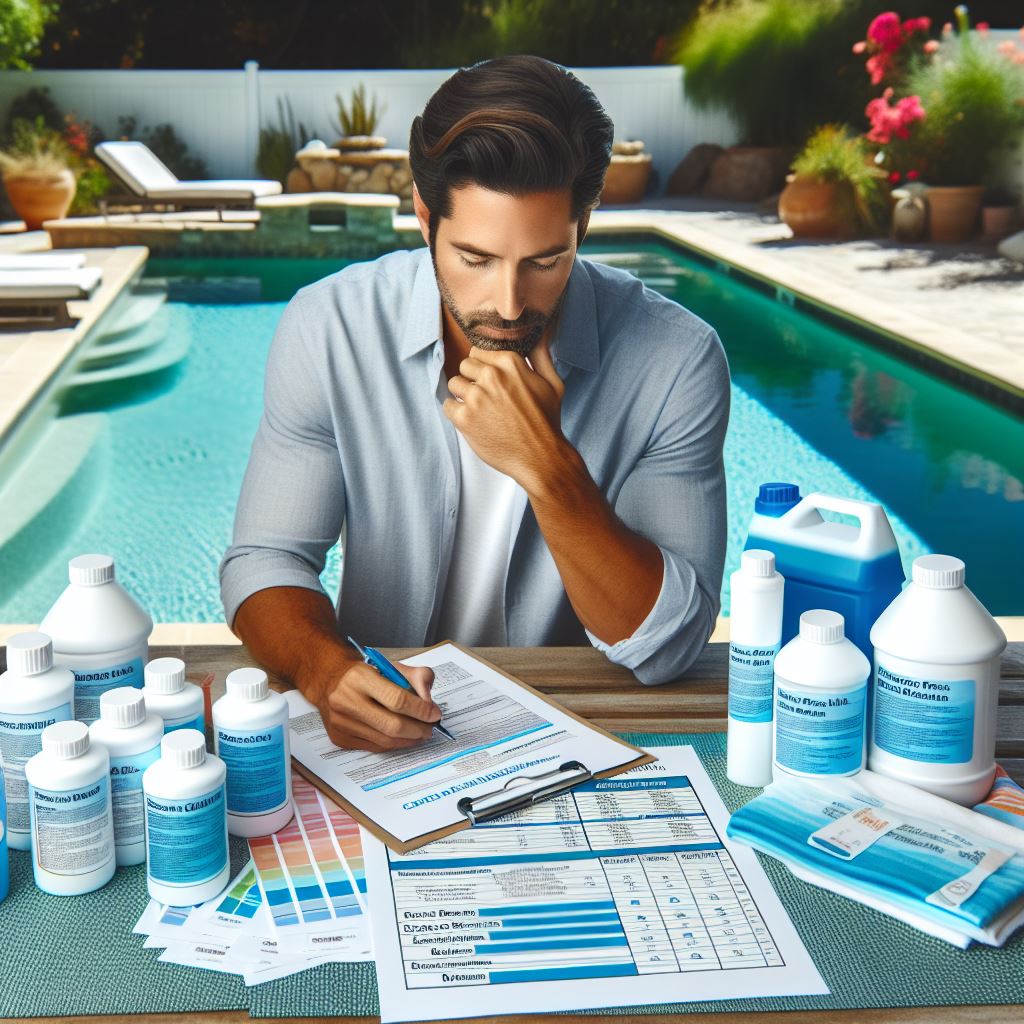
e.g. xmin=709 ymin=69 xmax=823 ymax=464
xmin=363 ymin=745 xmax=828 ymax=1022
xmin=286 ymin=642 xmax=645 ymax=847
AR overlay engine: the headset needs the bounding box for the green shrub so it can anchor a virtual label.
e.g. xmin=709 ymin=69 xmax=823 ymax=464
xmin=0 ymin=0 xmax=55 ymax=70
xmin=257 ymin=98 xmax=319 ymax=185
xmin=333 ymin=85 xmax=386 ymax=139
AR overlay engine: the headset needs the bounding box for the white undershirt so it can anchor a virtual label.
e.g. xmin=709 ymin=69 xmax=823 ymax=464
xmin=434 ymin=373 xmax=526 ymax=646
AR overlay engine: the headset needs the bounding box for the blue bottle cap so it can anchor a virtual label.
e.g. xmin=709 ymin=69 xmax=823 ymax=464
xmin=755 ymin=482 xmax=801 ymax=517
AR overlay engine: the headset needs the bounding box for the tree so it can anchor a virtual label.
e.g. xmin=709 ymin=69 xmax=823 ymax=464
xmin=0 ymin=0 xmax=57 ymax=69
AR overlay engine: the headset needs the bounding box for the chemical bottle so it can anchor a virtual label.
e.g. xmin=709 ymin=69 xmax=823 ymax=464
xmin=0 ymin=768 xmax=8 ymax=905
xmin=39 ymin=554 xmax=153 ymax=726
xmin=0 ymin=632 xmax=75 ymax=851
xmin=144 ymin=657 xmax=205 ymax=734
xmin=88 ymin=687 xmax=164 ymax=866
xmin=773 ymin=610 xmax=871 ymax=780
xmin=24 ymin=721 xmax=115 ymax=895
xmin=745 ymin=484 xmax=904 ymax=664
xmin=143 ymin=729 xmax=229 ymax=905
xmin=727 ymin=550 xmax=784 ymax=788
xmin=213 ymin=668 xmax=292 ymax=837
xmin=869 ymin=555 xmax=1007 ymax=806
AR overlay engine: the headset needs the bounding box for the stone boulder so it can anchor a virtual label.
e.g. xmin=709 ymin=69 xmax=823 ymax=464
xmin=997 ymin=229 xmax=1024 ymax=264
xmin=667 ymin=143 xmax=725 ymax=196
xmin=702 ymin=146 xmax=790 ymax=202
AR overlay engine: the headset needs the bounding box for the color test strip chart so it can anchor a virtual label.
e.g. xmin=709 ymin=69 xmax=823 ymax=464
xmin=249 ymin=771 xmax=366 ymax=933
xmin=213 ymin=865 xmax=262 ymax=919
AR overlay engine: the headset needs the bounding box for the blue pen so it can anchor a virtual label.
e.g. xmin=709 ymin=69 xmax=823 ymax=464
xmin=347 ymin=636 xmax=456 ymax=742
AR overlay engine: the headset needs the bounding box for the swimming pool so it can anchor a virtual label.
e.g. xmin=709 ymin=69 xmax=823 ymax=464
xmin=0 ymin=239 xmax=1020 ymax=624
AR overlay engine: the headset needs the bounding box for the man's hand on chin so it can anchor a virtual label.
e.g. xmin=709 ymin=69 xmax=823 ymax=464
xmin=442 ymin=342 xmax=571 ymax=493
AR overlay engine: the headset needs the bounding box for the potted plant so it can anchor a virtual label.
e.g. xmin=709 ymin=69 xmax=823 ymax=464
xmin=333 ymin=84 xmax=387 ymax=152
xmin=600 ymin=140 xmax=653 ymax=205
xmin=779 ymin=125 xmax=888 ymax=238
xmin=0 ymin=116 xmax=76 ymax=229
xmin=980 ymin=184 xmax=1018 ymax=242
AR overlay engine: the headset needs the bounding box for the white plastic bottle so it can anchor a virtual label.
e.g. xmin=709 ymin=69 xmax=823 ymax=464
xmin=39 ymin=554 xmax=153 ymax=726
xmin=213 ymin=668 xmax=293 ymax=837
xmin=727 ymin=550 xmax=784 ymax=788
xmin=773 ymin=610 xmax=871 ymax=779
xmin=0 ymin=632 xmax=76 ymax=851
xmin=88 ymin=687 xmax=164 ymax=866
xmin=869 ymin=554 xmax=1007 ymax=806
xmin=24 ymin=721 xmax=116 ymax=895
xmin=144 ymin=658 xmax=205 ymax=734
xmin=143 ymin=729 xmax=229 ymax=905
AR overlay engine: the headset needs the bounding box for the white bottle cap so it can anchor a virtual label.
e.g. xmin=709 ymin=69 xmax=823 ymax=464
xmin=145 ymin=657 xmax=186 ymax=694
xmin=68 ymin=553 xmax=115 ymax=586
xmin=42 ymin=720 xmax=90 ymax=759
xmin=912 ymin=554 xmax=965 ymax=590
xmin=6 ymin=631 xmax=54 ymax=676
xmin=741 ymin=549 xmax=776 ymax=577
xmin=161 ymin=729 xmax=207 ymax=769
xmin=100 ymin=686 xmax=146 ymax=728
xmin=226 ymin=667 xmax=269 ymax=702
xmin=799 ymin=609 xmax=845 ymax=645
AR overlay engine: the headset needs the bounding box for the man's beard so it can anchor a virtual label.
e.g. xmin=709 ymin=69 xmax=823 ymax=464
xmin=432 ymin=252 xmax=567 ymax=358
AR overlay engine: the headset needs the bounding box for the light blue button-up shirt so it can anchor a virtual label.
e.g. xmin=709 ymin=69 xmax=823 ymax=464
xmin=220 ymin=245 xmax=730 ymax=684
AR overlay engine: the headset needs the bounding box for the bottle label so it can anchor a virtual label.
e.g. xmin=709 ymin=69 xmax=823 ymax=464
xmin=728 ymin=643 xmax=780 ymax=723
xmin=166 ymin=713 xmax=206 ymax=735
xmin=71 ymin=657 xmax=144 ymax=725
xmin=109 ymin=744 xmax=162 ymax=848
xmin=873 ymin=666 xmax=975 ymax=764
xmin=30 ymin=775 xmax=113 ymax=876
xmin=217 ymin=723 xmax=288 ymax=815
xmin=775 ymin=679 xmax=867 ymax=775
xmin=145 ymin=784 xmax=227 ymax=887
xmin=0 ymin=702 xmax=74 ymax=834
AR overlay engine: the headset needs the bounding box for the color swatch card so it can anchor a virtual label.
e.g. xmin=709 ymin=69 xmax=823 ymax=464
xmin=247 ymin=771 xmax=371 ymax=958
xmin=363 ymin=746 xmax=827 ymax=1022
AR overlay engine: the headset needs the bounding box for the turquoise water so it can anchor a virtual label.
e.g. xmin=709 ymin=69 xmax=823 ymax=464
xmin=0 ymin=241 xmax=1020 ymax=624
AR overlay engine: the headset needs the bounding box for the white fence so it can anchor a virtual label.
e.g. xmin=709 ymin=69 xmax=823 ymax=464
xmin=0 ymin=64 xmax=737 ymax=194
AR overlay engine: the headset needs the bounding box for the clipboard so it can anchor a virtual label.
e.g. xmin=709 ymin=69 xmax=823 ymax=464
xmin=290 ymin=640 xmax=655 ymax=853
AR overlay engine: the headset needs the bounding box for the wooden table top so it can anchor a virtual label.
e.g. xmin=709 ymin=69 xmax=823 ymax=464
xmin=6 ymin=641 xmax=1024 ymax=1024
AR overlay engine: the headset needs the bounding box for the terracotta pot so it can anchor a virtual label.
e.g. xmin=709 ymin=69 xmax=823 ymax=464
xmin=926 ymin=185 xmax=983 ymax=243
xmin=981 ymin=205 xmax=1017 ymax=242
xmin=4 ymin=169 xmax=76 ymax=230
xmin=600 ymin=153 xmax=653 ymax=205
xmin=778 ymin=175 xmax=847 ymax=238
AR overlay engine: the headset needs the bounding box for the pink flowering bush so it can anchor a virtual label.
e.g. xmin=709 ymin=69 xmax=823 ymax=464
xmin=852 ymin=11 xmax=931 ymax=85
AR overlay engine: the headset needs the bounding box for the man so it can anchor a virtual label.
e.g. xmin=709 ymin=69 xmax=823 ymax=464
xmin=220 ymin=55 xmax=730 ymax=754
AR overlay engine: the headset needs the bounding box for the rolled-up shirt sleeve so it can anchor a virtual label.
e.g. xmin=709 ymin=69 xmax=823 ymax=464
xmin=219 ymin=292 xmax=345 ymax=628
xmin=585 ymin=327 xmax=730 ymax=685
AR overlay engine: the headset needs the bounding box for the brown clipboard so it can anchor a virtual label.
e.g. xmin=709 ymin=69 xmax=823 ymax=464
xmin=290 ymin=640 xmax=655 ymax=854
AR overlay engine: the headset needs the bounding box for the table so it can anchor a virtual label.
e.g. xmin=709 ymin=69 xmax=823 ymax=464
xmin=6 ymin=641 xmax=1024 ymax=1024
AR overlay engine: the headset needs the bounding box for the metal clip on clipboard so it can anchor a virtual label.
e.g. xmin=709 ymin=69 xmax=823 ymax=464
xmin=457 ymin=760 xmax=592 ymax=825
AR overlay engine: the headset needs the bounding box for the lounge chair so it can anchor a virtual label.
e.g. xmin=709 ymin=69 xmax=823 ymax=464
xmin=0 ymin=253 xmax=87 ymax=270
xmin=95 ymin=141 xmax=282 ymax=216
xmin=0 ymin=267 xmax=102 ymax=328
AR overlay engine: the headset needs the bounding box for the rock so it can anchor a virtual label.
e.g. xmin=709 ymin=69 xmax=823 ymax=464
xmin=391 ymin=165 xmax=412 ymax=191
xmin=348 ymin=168 xmax=370 ymax=186
xmin=666 ymin=143 xmax=725 ymax=196
xmin=997 ymin=229 xmax=1024 ymax=264
xmin=701 ymin=146 xmax=790 ymax=202
xmin=285 ymin=167 xmax=312 ymax=194
xmin=334 ymin=167 xmax=351 ymax=191
xmin=364 ymin=163 xmax=393 ymax=193
xmin=612 ymin=139 xmax=644 ymax=156
xmin=309 ymin=159 xmax=338 ymax=191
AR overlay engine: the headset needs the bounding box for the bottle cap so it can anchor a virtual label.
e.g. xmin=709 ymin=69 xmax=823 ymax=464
xmin=6 ymin=631 xmax=53 ymax=676
xmin=799 ymin=609 xmax=845 ymax=645
xmin=741 ymin=550 xmax=776 ymax=577
xmin=68 ymin=553 xmax=115 ymax=586
xmin=226 ymin=667 xmax=269 ymax=703
xmin=100 ymin=686 xmax=146 ymax=728
xmin=161 ymin=729 xmax=207 ymax=769
xmin=41 ymin=720 xmax=90 ymax=759
xmin=913 ymin=554 xmax=965 ymax=590
xmin=145 ymin=657 xmax=186 ymax=694
xmin=755 ymin=482 xmax=801 ymax=517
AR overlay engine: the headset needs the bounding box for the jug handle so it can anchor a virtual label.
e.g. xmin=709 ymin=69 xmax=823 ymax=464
xmin=783 ymin=492 xmax=889 ymax=555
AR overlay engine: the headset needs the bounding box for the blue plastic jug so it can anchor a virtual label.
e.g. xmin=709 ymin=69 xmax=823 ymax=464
xmin=744 ymin=483 xmax=905 ymax=663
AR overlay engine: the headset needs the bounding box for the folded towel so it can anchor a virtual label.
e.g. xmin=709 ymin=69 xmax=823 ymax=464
xmin=974 ymin=767 xmax=1024 ymax=831
xmin=727 ymin=773 xmax=1024 ymax=948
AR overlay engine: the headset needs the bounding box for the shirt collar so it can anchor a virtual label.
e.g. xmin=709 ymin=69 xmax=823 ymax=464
xmin=399 ymin=246 xmax=599 ymax=373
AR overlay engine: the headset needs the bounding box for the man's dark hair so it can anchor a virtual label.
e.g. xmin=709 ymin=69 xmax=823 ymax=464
xmin=409 ymin=55 xmax=614 ymax=251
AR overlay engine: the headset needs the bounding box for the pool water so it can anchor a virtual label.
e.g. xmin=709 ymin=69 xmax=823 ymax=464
xmin=0 ymin=241 xmax=1020 ymax=624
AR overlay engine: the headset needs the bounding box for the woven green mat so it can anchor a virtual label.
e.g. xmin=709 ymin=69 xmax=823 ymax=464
xmin=2 ymin=733 xmax=1022 ymax=1020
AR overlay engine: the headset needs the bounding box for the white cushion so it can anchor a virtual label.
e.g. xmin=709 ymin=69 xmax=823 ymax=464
xmin=0 ymin=266 xmax=102 ymax=299
xmin=96 ymin=141 xmax=179 ymax=194
xmin=0 ymin=253 xmax=87 ymax=270
xmin=145 ymin=179 xmax=283 ymax=201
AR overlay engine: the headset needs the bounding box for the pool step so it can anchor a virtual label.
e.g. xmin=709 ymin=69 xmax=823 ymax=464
xmin=79 ymin=306 xmax=170 ymax=367
xmin=65 ymin=329 xmax=191 ymax=390
xmin=90 ymin=286 xmax=166 ymax=343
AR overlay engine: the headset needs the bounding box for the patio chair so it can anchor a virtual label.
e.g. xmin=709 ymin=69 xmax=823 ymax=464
xmin=0 ymin=266 xmax=102 ymax=329
xmin=0 ymin=253 xmax=87 ymax=271
xmin=95 ymin=141 xmax=282 ymax=218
